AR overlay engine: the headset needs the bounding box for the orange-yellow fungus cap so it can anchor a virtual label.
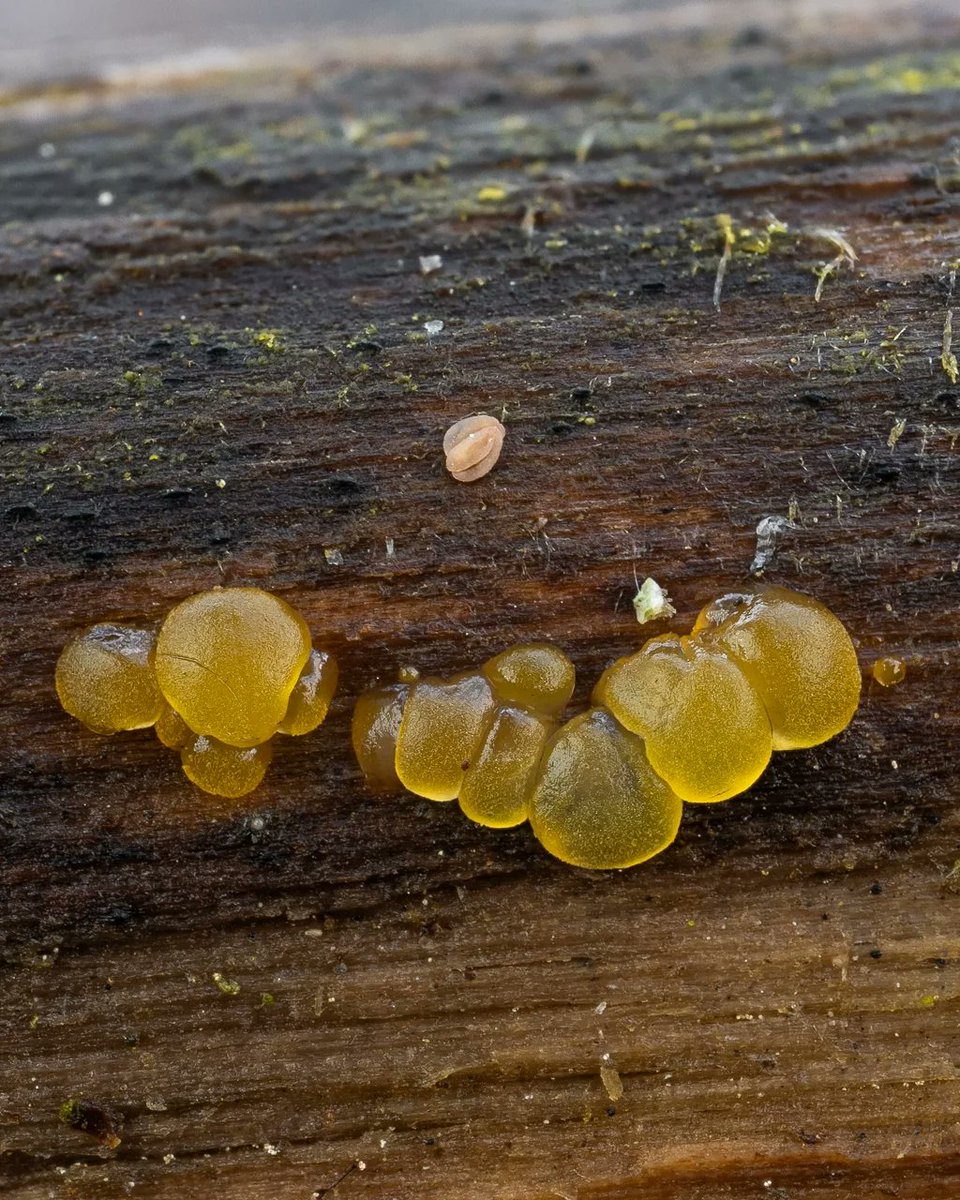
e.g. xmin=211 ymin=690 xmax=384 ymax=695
xmin=459 ymin=706 xmax=553 ymax=828
xmin=395 ymin=673 xmax=497 ymax=801
xmin=528 ymin=707 xmax=682 ymax=869
xmin=693 ymin=586 xmax=860 ymax=751
xmin=180 ymin=733 xmax=273 ymax=799
xmin=155 ymin=587 xmax=311 ymax=748
xmin=56 ymin=624 xmax=162 ymax=734
xmin=482 ymin=643 xmax=575 ymax=717
xmin=277 ymin=648 xmax=339 ymax=736
xmin=351 ymin=682 xmax=409 ymax=793
xmin=593 ymin=634 xmax=772 ymax=803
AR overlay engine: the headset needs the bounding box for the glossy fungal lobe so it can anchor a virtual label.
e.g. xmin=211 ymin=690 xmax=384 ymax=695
xmin=528 ymin=708 xmax=682 ymax=870
xmin=443 ymin=414 xmax=505 ymax=482
xmin=277 ymin=649 xmax=339 ymax=736
xmin=55 ymin=624 xmax=162 ymax=734
xmin=693 ymin=586 xmax=861 ymax=750
xmin=181 ymin=734 xmax=273 ymax=799
xmin=351 ymin=682 xmax=410 ymax=793
xmin=593 ymin=634 xmax=772 ymax=803
xmin=395 ymin=673 xmax=497 ymax=801
xmin=154 ymin=587 xmax=311 ymax=748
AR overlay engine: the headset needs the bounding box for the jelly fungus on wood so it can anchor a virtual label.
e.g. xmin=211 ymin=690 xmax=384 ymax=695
xmin=56 ymin=587 xmax=338 ymax=799
xmin=352 ymin=585 xmax=862 ymax=870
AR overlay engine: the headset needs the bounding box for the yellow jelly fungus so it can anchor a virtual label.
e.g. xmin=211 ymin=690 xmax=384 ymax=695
xmin=155 ymin=703 xmax=190 ymax=749
xmin=872 ymin=656 xmax=906 ymax=687
xmin=528 ymin=707 xmax=682 ymax=870
xmin=482 ymin=643 xmax=576 ymax=716
xmin=55 ymin=624 xmax=163 ymax=734
xmin=277 ymin=648 xmax=339 ymax=736
xmin=693 ymin=585 xmax=861 ymax=751
xmin=350 ymin=682 xmax=410 ymax=793
xmin=593 ymin=634 xmax=772 ymax=803
xmin=395 ymin=673 xmax=497 ymax=801
xmin=180 ymin=734 xmax=273 ymax=799
xmin=154 ymin=587 xmax=311 ymax=748
xmin=459 ymin=706 xmax=554 ymax=828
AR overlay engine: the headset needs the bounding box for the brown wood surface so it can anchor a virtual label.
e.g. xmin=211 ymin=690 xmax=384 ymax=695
xmin=1 ymin=4 xmax=959 ymax=1197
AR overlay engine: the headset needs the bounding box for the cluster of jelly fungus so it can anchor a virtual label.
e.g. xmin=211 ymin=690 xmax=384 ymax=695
xmin=58 ymin=588 xmax=338 ymax=800
xmin=594 ymin=634 xmax=772 ymax=803
xmin=154 ymin=587 xmax=311 ymax=748
xmin=528 ymin=708 xmax=683 ymax=870
xmin=692 ymin=585 xmax=861 ymax=751
xmin=56 ymin=625 xmax=162 ymax=734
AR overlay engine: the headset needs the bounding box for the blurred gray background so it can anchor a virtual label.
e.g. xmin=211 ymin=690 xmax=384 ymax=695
xmin=0 ymin=0 xmax=652 ymax=86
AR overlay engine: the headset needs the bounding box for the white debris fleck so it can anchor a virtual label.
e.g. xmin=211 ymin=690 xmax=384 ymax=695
xmin=750 ymin=515 xmax=795 ymax=574
xmin=419 ymin=254 xmax=443 ymax=275
xmin=162 ymin=1154 xmax=175 ymax=1165
xmin=632 ymin=577 xmax=676 ymax=625
xmin=263 ymin=1143 xmax=280 ymax=1156
xmin=39 ymin=142 xmax=56 ymax=159
xmin=594 ymin=1000 xmax=608 ymax=1015
xmin=424 ymin=319 xmax=444 ymax=336
xmin=324 ymin=547 xmax=344 ymax=566
xmin=385 ymin=537 xmax=395 ymax=557
xmin=98 ymin=190 xmax=115 ymax=207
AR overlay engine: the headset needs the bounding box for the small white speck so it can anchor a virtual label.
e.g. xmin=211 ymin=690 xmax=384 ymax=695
xmin=39 ymin=142 xmax=56 ymax=159
xmin=594 ymin=1001 xmax=607 ymax=1015
xmin=385 ymin=537 xmax=395 ymax=556
xmin=419 ymin=254 xmax=443 ymax=275
xmin=162 ymin=1154 xmax=175 ymax=1165
xmin=324 ymin=547 xmax=344 ymax=566
xmin=357 ymin=1160 xmax=366 ymax=1170
xmin=98 ymin=190 xmax=115 ymax=207
xmin=215 ymin=478 xmax=226 ymax=489
xmin=263 ymin=1143 xmax=280 ymax=1156
xmin=424 ymin=319 xmax=444 ymax=336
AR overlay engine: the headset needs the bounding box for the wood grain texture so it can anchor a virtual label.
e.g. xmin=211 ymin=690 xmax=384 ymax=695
xmin=1 ymin=5 xmax=959 ymax=1197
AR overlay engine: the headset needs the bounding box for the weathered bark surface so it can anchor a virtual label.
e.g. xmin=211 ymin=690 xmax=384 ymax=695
xmin=1 ymin=4 xmax=958 ymax=1198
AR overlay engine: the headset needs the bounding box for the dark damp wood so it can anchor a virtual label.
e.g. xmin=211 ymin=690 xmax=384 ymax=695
xmin=1 ymin=5 xmax=959 ymax=1198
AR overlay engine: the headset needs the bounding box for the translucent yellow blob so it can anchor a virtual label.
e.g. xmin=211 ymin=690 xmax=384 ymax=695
xmin=593 ymin=634 xmax=772 ymax=803
xmin=351 ymin=682 xmax=410 ymax=793
xmin=155 ymin=704 xmax=190 ymax=749
xmin=872 ymin=656 xmax=906 ymax=687
xmin=181 ymin=734 xmax=273 ymax=799
xmin=482 ymin=643 xmax=575 ymax=716
xmin=459 ymin=706 xmax=553 ymax=828
xmin=528 ymin=707 xmax=682 ymax=869
xmin=154 ymin=587 xmax=311 ymax=748
xmin=55 ymin=624 xmax=162 ymax=734
xmin=277 ymin=648 xmax=338 ymax=736
xmin=693 ymin=586 xmax=861 ymax=751
xmin=395 ymin=674 xmax=497 ymax=801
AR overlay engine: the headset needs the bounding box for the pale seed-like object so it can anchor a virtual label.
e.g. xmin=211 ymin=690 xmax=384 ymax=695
xmin=443 ymin=414 xmax=505 ymax=482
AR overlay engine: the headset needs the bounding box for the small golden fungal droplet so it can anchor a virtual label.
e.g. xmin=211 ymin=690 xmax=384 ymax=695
xmin=55 ymin=624 xmax=162 ymax=734
xmin=180 ymin=733 xmax=272 ymax=799
xmin=277 ymin=648 xmax=338 ymax=736
xmin=155 ymin=703 xmax=190 ymax=749
xmin=872 ymin=657 xmax=906 ymax=687
xmin=443 ymin=414 xmax=505 ymax=483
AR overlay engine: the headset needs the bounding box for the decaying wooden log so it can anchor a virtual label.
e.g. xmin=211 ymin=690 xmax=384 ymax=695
xmin=1 ymin=4 xmax=958 ymax=1197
